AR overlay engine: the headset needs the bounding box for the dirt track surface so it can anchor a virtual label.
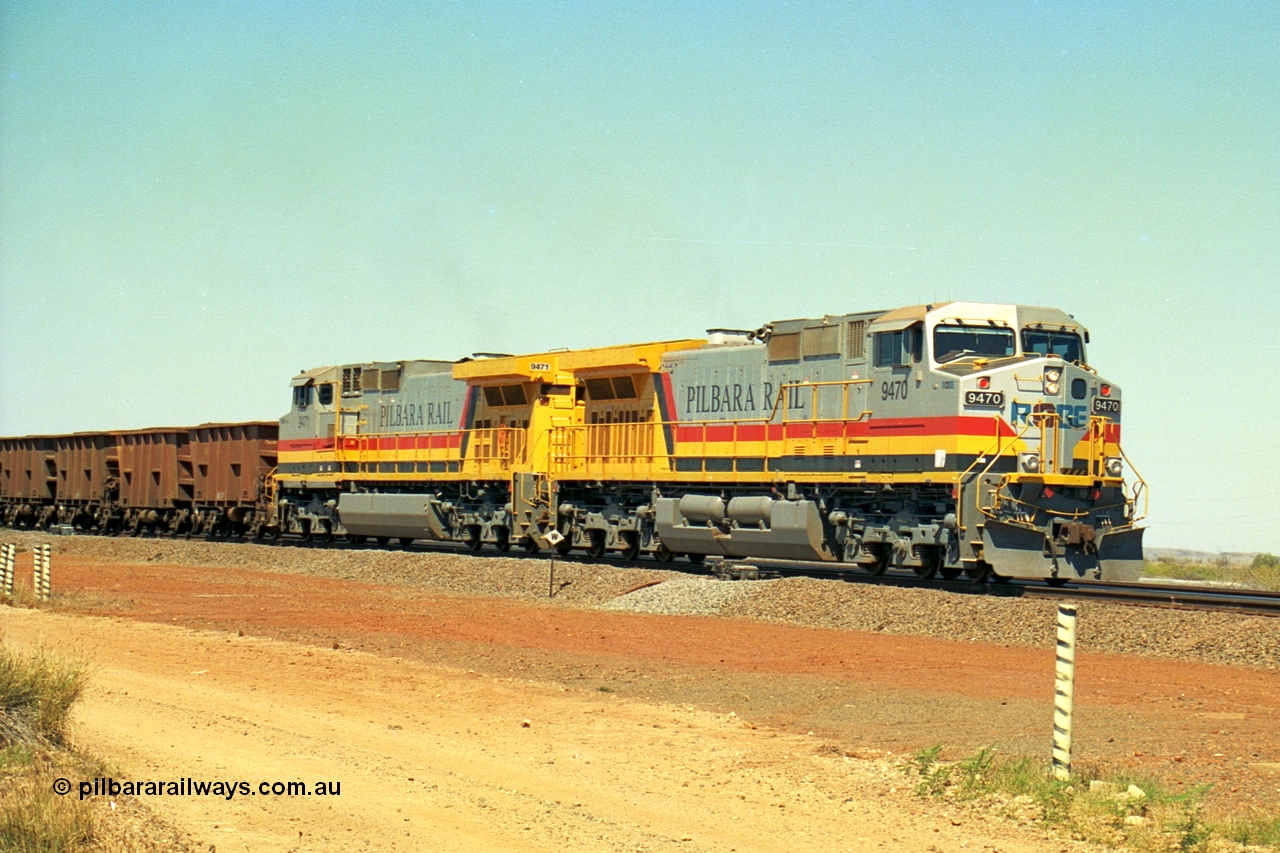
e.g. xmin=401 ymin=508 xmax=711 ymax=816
xmin=1 ymin=543 xmax=1279 ymax=850
xmin=4 ymin=609 xmax=1100 ymax=853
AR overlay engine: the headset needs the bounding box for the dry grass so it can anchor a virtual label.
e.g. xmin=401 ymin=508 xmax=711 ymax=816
xmin=0 ymin=644 xmax=85 ymax=750
xmin=1142 ymin=553 xmax=1280 ymax=591
xmin=0 ymin=638 xmax=196 ymax=852
xmin=0 ymin=757 xmax=95 ymax=852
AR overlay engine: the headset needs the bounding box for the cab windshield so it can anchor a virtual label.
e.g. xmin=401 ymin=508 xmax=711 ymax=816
xmin=1022 ymin=328 xmax=1084 ymax=364
xmin=932 ymin=325 xmax=1016 ymax=363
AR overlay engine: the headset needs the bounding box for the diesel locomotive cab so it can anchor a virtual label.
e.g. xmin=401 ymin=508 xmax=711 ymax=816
xmin=915 ymin=304 xmax=1144 ymax=582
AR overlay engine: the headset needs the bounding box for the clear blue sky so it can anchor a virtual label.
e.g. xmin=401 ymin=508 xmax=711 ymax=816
xmin=2 ymin=2 xmax=1277 ymax=553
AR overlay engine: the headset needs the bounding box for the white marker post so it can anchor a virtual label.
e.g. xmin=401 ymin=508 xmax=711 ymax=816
xmin=1 ymin=544 xmax=14 ymax=597
xmin=33 ymin=544 xmax=51 ymax=602
xmin=40 ymin=544 xmax=51 ymax=601
xmin=1052 ymin=603 xmax=1077 ymax=780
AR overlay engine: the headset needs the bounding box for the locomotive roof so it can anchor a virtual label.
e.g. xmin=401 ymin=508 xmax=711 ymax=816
xmin=287 ymin=303 xmax=1086 ymax=388
xmin=770 ymin=302 xmax=1082 ymax=334
xmin=289 ymin=360 xmax=453 ymax=386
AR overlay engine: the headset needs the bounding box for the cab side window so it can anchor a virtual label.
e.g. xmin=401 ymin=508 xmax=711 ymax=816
xmin=873 ymin=327 xmax=921 ymax=367
xmin=318 ymin=384 xmax=334 ymax=406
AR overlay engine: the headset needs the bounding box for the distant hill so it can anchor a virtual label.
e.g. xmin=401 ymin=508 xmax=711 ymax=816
xmin=1146 ymin=548 xmax=1260 ymax=565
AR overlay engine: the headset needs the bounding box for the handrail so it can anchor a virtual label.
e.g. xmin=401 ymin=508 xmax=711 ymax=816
xmin=1117 ymin=440 xmax=1149 ymax=524
xmin=766 ymin=378 xmax=874 ymax=424
xmin=975 ymin=413 xmax=1146 ymax=527
xmin=959 ymin=415 xmax=1026 ymax=486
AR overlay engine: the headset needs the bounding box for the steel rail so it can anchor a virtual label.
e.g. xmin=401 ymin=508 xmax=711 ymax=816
xmin=10 ymin=528 xmax=1280 ymax=618
xmin=692 ymin=556 xmax=1280 ymax=617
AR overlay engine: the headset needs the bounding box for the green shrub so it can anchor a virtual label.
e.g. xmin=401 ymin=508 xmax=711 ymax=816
xmin=901 ymin=746 xmax=1249 ymax=852
xmin=1142 ymin=554 xmax=1280 ymax=590
xmin=1224 ymin=811 xmax=1280 ymax=846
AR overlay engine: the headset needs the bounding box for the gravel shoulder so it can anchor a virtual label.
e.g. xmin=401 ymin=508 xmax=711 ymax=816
xmin=7 ymin=532 xmax=1277 ymax=671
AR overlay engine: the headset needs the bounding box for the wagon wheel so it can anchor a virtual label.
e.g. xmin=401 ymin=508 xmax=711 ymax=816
xmin=620 ymin=531 xmax=641 ymax=561
xmin=493 ymin=527 xmax=511 ymax=553
xmin=399 ymin=537 xmax=415 ymax=547
xmin=376 ymin=536 xmax=390 ymax=547
xmin=913 ymin=547 xmax=943 ymax=580
xmin=938 ymin=567 xmax=963 ymax=581
xmin=345 ymin=533 xmax=366 ymax=545
xmin=585 ymin=530 xmax=606 ymax=559
xmin=862 ymin=544 xmax=892 ymax=577
xmin=653 ymin=543 xmax=676 ymax=564
xmin=685 ymin=553 xmax=705 ymax=566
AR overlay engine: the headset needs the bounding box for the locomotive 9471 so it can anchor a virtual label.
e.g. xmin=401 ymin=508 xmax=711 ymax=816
xmin=276 ymin=302 xmax=1144 ymax=582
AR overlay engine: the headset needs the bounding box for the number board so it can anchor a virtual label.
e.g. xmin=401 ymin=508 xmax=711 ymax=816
xmin=964 ymin=390 xmax=1005 ymax=408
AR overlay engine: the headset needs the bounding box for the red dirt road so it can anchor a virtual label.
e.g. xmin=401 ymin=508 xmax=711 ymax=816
xmin=5 ymin=551 xmax=1280 ymax=844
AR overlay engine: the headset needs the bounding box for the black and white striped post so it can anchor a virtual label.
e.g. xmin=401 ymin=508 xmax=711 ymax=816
xmin=0 ymin=544 xmax=14 ymax=597
xmin=33 ymin=544 xmax=51 ymax=602
xmin=1052 ymin=603 xmax=1078 ymax=780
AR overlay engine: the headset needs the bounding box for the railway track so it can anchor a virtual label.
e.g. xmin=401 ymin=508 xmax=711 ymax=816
xmin=1018 ymin=578 xmax=1280 ymax=617
xmin=324 ymin=535 xmax=1280 ymax=618
xmin=696 ymin=556 xmax=1280 ymax=618
xmin=12 ymin=528 xmax=1280 ymax=618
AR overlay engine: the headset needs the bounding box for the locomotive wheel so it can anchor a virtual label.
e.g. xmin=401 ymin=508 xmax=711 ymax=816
xmin=556 ymin=535 xmax=574 ymax=556
xmin=521 ymin=536 xmax=539 ymax=553
xmin=585 ymin=530 xmax=606 ymax=559
xmin=620 ymin=532 xmax=641 ymax=561
xmin=913 ymin=547 xmax=943 ymax=580
xmin=464 ymin=527 xmax=482 ymax=552
xmin=1045 ymin=577 xmax=1069 ymax=588
xmin=653 ymin=543 xmax=676 ymax=563
xmin=965 ymin=562 xmax=992 ymax=582
xmin=938 ymin=567 xmax=963 ymax=581
xmin=493 ymin=527 xmax=511 ymax=552
xmin=862 ymin=544 xmax=891 ymax=577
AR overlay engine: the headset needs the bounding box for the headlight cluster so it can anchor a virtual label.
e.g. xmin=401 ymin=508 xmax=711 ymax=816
xmin=1105 ymin=457 xmax=1123 ymax=477
xmin=1043 ymin=367 xmax=1062 ymax=396
xmin=1020 ymin=452 xmax=1041 ymax=473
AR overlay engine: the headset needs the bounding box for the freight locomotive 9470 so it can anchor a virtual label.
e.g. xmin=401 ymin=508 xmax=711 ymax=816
xmin=272 ymin=301 xmax=1145 ymax=582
